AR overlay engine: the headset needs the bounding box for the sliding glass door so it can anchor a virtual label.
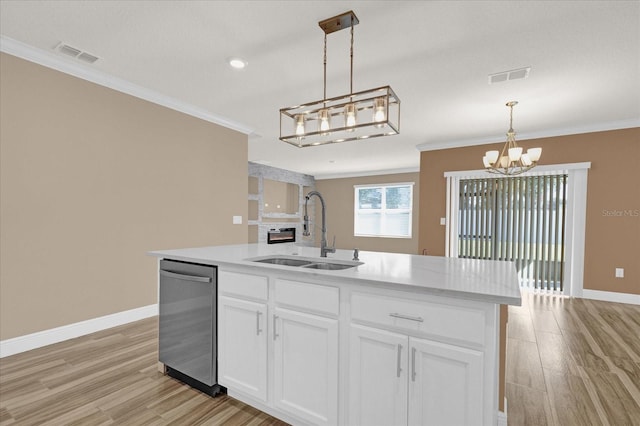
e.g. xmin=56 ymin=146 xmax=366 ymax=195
xmin=458 ymin=175 xmax=567 ymax=292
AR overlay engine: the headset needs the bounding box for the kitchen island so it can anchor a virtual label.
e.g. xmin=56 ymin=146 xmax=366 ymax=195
xmin=149 ymin=243 xmax=521 ymax=426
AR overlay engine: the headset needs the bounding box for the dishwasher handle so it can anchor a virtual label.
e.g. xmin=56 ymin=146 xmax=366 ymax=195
xmin=160 ymin=269 xmax=212 ymax=283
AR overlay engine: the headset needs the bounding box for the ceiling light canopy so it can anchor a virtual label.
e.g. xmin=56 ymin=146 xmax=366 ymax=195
xmin=483 ymin=101 xmax=542 ymax=175
xmin=279 ymin=11 xmax=400 ymax=148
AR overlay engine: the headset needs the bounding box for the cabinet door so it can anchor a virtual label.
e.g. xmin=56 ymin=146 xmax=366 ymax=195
xmin=408 ymin=337 xmax=483 ymax=426
xmin=218 ymin=296 xmax=268 ymax=401
xmin=273 ymin=308 xmax=338 ymax=426
xmin=349 ymin=324 xmax=408 ymax=426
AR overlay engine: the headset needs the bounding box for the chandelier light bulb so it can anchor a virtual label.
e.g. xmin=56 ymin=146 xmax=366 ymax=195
xmin=521 ymin=153 xmax=532 ymax=166
xmin=527 ymin=147 xmax=542 ymax=162
xmin=508 ymin=147 xmax=523 ymax=162
xmin=486 ymin=150 xmax=500 ymax=164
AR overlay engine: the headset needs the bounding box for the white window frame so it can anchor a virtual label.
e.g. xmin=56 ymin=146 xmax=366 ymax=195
xmin=444 ymin=162 xmax=590 ymax=297
xmin=354 ymin=182 xmax=414 ymax=238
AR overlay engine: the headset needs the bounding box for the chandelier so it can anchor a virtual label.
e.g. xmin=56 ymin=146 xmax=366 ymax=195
xmin=279 ymin=11 xmax=400 ymax=148
xmin=483 ymin=101 xmax=542 ymax=175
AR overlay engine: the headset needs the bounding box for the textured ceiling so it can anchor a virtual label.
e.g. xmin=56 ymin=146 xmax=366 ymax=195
xmin=1 ymin=1 xmax=639 ymax=177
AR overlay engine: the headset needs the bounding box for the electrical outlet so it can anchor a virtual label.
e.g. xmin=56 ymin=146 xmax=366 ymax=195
xmin=232 ymin=215 xmax=242 ymax=225
xmin=440 ymin=217 xmax=446 ymax=226
xmin=615 ymin=268 xmax=624 ymax=278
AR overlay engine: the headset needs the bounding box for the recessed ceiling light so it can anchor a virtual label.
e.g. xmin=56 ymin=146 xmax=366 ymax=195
xmin=228 ymin=57 xmax=247 ymax=69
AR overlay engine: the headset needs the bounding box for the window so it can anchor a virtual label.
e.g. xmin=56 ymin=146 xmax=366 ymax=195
xmin=354 ymin=183 xmax=413 ymax=238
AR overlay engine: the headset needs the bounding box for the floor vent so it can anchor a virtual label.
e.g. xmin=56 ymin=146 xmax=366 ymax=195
xmin=54 ymin=42 xmax=100 ymax=64
xmin=488 ymin=67 xmax=530 ymax=84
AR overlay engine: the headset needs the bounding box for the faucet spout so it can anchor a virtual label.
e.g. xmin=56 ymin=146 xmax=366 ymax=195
xmin=303 ymin=191 xmax=336 ymax=257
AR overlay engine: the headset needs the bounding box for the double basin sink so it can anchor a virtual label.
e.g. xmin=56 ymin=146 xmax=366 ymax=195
xmin=247 ymin=255 xmax=363 ymax=271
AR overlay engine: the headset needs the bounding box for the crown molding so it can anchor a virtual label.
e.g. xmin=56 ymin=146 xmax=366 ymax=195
xmin=0 ymin=35 xmax=254 ymax=135
xmin=416 ymin=118 xmax=640 ymax=152
xmin=315 ymin=166 xmax=420 ymax=180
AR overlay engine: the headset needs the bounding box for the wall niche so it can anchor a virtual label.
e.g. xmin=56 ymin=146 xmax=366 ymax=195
xmin=248 ymin=162 xmax=316 ymax=245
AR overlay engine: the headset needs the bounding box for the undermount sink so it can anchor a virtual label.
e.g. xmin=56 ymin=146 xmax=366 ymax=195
xmin=247 ymin=255 xmax=363 ymax=271
xmin=252 ymin=257 xmax=314 ymax=267
xmin=300 ymin=262 xmax=355 ymax=270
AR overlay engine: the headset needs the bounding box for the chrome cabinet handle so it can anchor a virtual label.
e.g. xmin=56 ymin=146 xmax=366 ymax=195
xmin=411 ymin=347 xmax=417 ymax=382
xmin=389 ymin=313 xmax=424 ymax=323
xmin=397 ymin=344 xmax=403 ymax=378
xmin=273 ymin=315 xmax=279 ymax=340
xmin=256 ymin=311 xmax=263 ymax=335
xmin=159 ymin=270 xmax=211 ymax=283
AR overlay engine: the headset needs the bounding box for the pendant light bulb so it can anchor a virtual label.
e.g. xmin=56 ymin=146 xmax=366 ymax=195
xmin=295 ymin=114 xmax=306 ymax=137
xmin=345 ymin=103 xmax=357 ymax=130
xmin=319 ymin=109 xmax=331 ymax=134
xmin=373 ymin=97 xmax=386 ymax=124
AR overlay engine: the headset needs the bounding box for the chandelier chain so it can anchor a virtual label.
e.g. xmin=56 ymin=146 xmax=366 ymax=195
xmin=509 ymin=102 xmax=515 ymax=133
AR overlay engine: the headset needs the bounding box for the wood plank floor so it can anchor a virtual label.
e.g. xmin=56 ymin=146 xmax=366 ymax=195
xmin=0 ymin=319 xmax=288 ymax=425
xmin=507 ymin=291 xmax=640 ymax=426
xmin=1 ymin=292 xmax=639 ymax=425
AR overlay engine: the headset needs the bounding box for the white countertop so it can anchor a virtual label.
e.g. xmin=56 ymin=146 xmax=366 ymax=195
xmin=148 ymin=243 xmax=521 ymax=306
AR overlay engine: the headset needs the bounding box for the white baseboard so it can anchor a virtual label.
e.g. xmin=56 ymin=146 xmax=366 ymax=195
xmin=582 ymin=289 xmax=640 ymax=305
xmin=497 ymin=398 xmax=508 ymax=426
xmin=0 ymin=304 xmax=158 ymax=358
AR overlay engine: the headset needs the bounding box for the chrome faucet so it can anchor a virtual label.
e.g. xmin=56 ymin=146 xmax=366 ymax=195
xmin=303 ymin=191 xmax=336 ymax=257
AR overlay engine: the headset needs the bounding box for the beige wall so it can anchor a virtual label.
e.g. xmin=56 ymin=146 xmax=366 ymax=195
xmin=418 ymin=128 xmax=640 ymax=295
xmin=0 ymin=53 xmax=248 ymax=340
xmin=315 ymin=173 xmax=420 ymax=254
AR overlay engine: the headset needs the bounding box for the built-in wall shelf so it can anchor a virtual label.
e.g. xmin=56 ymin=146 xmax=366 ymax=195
xmin=248 ymin=162 xmax=316 ymax=245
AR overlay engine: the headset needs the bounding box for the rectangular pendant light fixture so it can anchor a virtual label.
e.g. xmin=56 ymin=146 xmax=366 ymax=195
xmin=279 ymin=11 xmax=401 ymax=148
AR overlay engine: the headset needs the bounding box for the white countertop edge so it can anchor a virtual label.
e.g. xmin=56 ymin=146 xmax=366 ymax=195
xmin=148 ymin=244 xmax=522 ymax=306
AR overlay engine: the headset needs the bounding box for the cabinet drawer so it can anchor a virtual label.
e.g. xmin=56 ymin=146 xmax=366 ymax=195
xmin=219 ymin=270 xmax=268 ymax=301
xmin=275 ymin=279 xmax=339 ymax=316
xmin=351 ymin=292 xmax=486 ymax=346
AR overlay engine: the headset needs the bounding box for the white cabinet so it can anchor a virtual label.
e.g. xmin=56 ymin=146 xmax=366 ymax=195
xmin=349 ymin=323 xmax=484 ymax=426
xmin=349 ymin=291 xmax=489 ymax=426
xmin=349 ymin=324 xmax=408 ymax=426
xmin=408 ymin=338 xmax=483 ymax=426
xmin=216 ymin=269 xmax=497 ymax=426
xmin=217 ymin=270 xmax=269 ymax=402
xmin=218 ymin=296 xmax=268 ymax=401
xmin=273 ymin=308 xmax=339 ymax=426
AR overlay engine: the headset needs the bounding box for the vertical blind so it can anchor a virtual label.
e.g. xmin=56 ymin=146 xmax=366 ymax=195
xmin=458 ymin=175 xmax=567 ymax=291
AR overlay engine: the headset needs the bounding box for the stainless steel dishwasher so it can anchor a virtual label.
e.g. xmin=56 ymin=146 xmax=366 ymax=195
xmin=159 ymin=259 xmax=224 ymax=396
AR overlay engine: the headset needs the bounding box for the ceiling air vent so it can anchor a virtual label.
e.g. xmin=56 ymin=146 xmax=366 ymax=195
xmin=488 ymin=67 xmax=531 ymax=84
xmin=54 ymin=42 xmax=100 ymax=64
